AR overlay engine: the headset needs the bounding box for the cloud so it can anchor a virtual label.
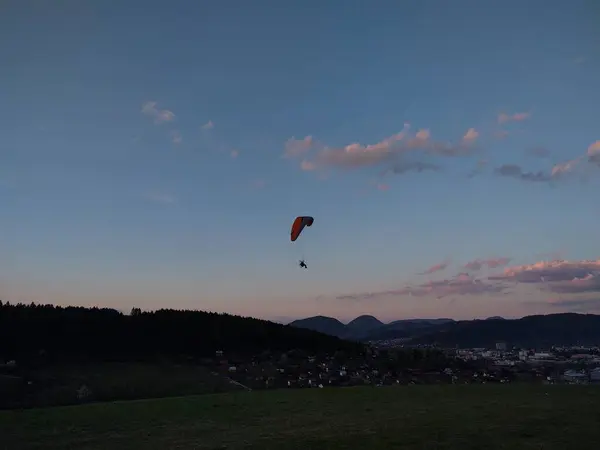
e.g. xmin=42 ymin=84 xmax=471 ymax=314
xmin=464 ymin=257 xmax=511 ymax=271
xmin=376 ymin=183 xmax=390 ymax=191
xmin=550 ymin=157 xmax=583 ymax=178
xmin=284 ymin=136 xmax=314 ymax=158
xmin=141 ymin=101 xmax=175 ymax=124
xmin=588 ymin=141 xmax=600 ymax=166
xmin=489 ymin=259 xmax=600 ymax=294
xmin=171 ymin=130 xmax=182 ymax=144
xmin=497 ymin=112 xmax=530 ymax=124
xmin=311 ymin=130 xmax=408 ymax=170
xmin=420 ymin=260 xmax=450 ymax=275
xmin=230 ymin=150 xmax=239 ymax=159
xmin=462 ymin=128 xmax=479 ymax=144
xmin=337 ymin=272 xmax=504 ymax=301
xmin=547 ymin=274 xmax=600 ymax=294
xmin=294 ymin=124 xmax=479 ymax=172
xmin=494 ymin=164 xmax=553 ymax=183
xmin=201 ymin=120 xmax=214 ymax=130
xmin=300 ymin=160 xmax=316 ymax=171
xmin=145 ymin=193 xmax=177 ymax=204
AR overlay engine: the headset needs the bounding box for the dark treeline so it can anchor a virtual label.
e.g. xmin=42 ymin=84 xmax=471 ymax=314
xmin=0 ymin=301 xmax=363 ymax=363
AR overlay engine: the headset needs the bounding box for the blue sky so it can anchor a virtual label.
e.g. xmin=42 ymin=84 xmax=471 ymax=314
xmin=1 ymin=1 xmax=600 ymax=322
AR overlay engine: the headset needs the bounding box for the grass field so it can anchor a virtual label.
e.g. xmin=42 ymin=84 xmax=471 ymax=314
xmin=2 ymin=384 xmax=600 ymax=450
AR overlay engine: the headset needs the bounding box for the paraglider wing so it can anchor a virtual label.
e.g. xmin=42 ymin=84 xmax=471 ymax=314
xmin=290 ymin=216 xmax=314 ymax=242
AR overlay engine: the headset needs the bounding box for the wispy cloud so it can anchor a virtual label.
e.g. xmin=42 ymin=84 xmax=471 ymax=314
xmin=141 ymin=101 xmax=175 ymax=124
xmin=171 ymin=130 xmax=182 ymax=144
xmin=201 ymin=120 xmax=214 ymax=130
xmin=230 ymin=150 xmax=239 ymax=159
xmin=464 ymin=257 xmax=511 ymax=271
xmin=390 ymin=160 xmax=442 ymax=176
xmin=145 ymin=193 xmax=177 ymax=204
xmin=284 ymin=136 xmax=314 ymax=158
xmin=337 ymin=272 xmax=504 ymax=301
xmin=494 ymin=164 xmax=552 ymax=183
xmin=497 ymin=111 xmax=530 ymax=124
xmin=336 ymin=256 xmax=600 ymax=303
xmin=376 ymin=183 xmax=390 ymax=191
xmin=420 ymin=260 xmax=450 ymax=275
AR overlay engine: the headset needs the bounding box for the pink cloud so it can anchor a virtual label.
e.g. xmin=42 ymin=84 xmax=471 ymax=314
xmin=312 ymin=130 xmax=408 ymax=169
xmin=489 ymin=258 xmax=600 ymax=294
xmin=588 ymin=141 xmax=600 ymax=156
xmin=497 ymin=111 xmax=531 ymax=124
xmin=300 ymin=160 xmax=316 ymax=171
xmin=295 ymin=124 xmax=480 ymax=172
xmin=376 ymin=183 xmax=389 ymax=191
xmin=420 ymin=260 xmax=450 ymax=275
xmin=337 ymin=272 xmax=504 ymax=301
xmin=230 ymin=150 xmax=239 ymax=159
xmin=588 ymin=141 xmax=600 ymax=165
xmin=284 ymin=136 xmax=314 ymax=158
xmin=461 ymin=128 xmax=479 ymax=143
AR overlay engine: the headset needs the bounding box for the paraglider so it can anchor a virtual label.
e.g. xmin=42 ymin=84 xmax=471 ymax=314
xmin=291 ymin=216 xmax=314 ymax=268
xmin=290 ymin=216 xmax=314 ymax=242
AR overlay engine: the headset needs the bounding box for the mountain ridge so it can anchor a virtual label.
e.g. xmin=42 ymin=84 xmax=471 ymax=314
xmin=289 ymin=313 xmax=600 ymax=346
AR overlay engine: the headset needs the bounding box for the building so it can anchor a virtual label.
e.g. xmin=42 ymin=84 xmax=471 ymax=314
xmin=495 ymin=342 xmax=507 ymax=351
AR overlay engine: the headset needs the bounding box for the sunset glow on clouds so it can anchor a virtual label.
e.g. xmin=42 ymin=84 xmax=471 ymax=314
xmin=1 ymin=2 xmax=599 ymax=322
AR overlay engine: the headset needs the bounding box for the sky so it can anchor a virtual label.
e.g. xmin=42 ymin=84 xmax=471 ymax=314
xmin=1 ymin=1 xmax=600 ymax=323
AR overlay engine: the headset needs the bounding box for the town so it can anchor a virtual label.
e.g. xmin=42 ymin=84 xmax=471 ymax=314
xmin=212 ymin=342 xmax=600 ymax=391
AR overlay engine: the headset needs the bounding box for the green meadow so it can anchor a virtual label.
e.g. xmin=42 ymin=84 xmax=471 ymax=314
xmin=3 ymin=384 xmax=600 ymax=450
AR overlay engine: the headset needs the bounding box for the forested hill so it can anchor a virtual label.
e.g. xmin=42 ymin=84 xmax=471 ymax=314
xmin=0 ymin=302 xmax=362 ymax=362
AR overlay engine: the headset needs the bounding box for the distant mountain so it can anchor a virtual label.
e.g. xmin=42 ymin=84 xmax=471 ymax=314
xmin=346 ymin=315 xmax=384 ymax=334
xmin=486 ymin=316 xmax=505 ymax=321
xmin=410 ymin=313 xmax=600 ymax=348
xmin=288 ymin=316 xmax=348 ymax=338
xmin=362 ymin=318 xmax=456 ymax=341
xmin=289 ymin=315 xmax=455 ymax=341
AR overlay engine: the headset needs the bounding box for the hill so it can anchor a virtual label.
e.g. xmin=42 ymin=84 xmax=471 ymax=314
xmin=289 ymin=315 xmax=455 ymax=341
xmin=288 ymin=315 xmax=348 ymax=338
xmin=346 ymin=315 xmax=384 ymax=338
xmin=3 ymin=385 xmax=600 ymax=449
xmin=0 ymin=302 xmax=362 ymax=363
xmin=411 ymin=313 xmax=600 ymax=348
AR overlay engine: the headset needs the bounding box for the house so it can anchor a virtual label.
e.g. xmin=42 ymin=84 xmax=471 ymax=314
xmin=563 ymin=369 xmax=587 ymax=384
